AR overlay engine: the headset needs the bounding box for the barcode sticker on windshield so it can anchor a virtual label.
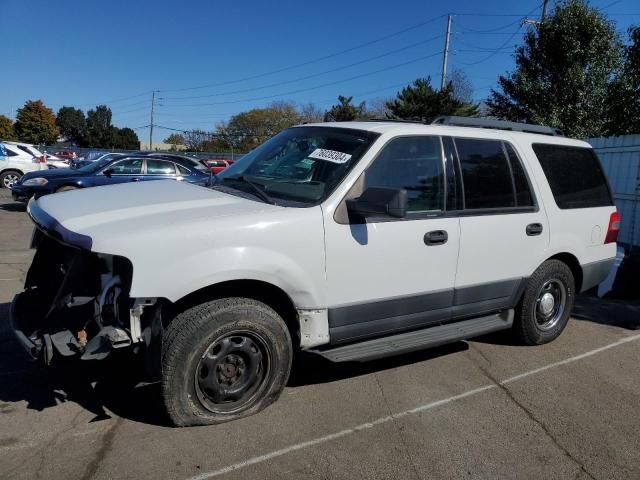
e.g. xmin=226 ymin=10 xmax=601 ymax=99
xmin=308 ymin=148 xmax=352 ymax=164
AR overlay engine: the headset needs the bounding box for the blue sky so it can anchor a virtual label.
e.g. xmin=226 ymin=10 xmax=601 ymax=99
xmin=1 ymin=0 xmax=639 ymax=138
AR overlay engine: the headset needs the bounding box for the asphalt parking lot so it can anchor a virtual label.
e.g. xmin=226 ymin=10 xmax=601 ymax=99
xmin=1 ymin=188 xmax=639 ymax=480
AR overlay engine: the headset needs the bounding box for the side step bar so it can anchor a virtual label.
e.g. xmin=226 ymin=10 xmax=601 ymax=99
xmin=311 ymin=310 xmax=514 ymax=362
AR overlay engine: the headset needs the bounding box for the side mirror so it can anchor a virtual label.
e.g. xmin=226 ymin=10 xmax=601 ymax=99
xmin=102 ymin=168 xmax=113 ymax=177
xmin=346 ymin=187 xmax=408 ymax=219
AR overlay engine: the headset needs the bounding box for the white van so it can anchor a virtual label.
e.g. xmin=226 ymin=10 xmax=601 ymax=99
xmin=11 ymin=117 xmax=619 ymax=426
xmin=0 ymin=142 xmax=47 ymax=187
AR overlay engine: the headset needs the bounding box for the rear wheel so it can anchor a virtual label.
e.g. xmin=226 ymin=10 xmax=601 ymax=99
xmin=514 ymin=260 xmax=575 ymax=345
xmin=1 ymin=170 xmax=21 ymax=188
xmin=161 ymin=298 xmax=292 ymax=427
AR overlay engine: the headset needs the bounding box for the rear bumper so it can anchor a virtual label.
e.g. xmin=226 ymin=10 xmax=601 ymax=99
xmin=581 ymin=257 xmax=616 ymax=292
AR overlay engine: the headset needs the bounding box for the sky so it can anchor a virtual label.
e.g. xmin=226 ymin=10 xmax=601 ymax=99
xmin=1 ymin=0 xmax=639 ymax=141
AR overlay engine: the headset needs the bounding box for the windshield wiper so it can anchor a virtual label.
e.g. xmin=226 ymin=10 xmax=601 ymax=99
xmin=223 ymin=176 xmax=276 ymax=205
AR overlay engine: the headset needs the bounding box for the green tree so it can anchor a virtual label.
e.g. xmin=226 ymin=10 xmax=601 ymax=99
xmin=324 ymin=96 xmax=364 ymax=122
xmin=386 ymin=77 xmax=478 ymax=121
xmin=56 ymin=106 xmax=86 ymax=144
xmin=85 ymin=105 xmax=113 ymax=147
xmin=606 ymin=26 xmax=640 ymax=135
xmin=110 ymin=127 xmax=140 ymax=150
xmin=487 ymin=0 xmax=622 ymax=138
xmin=14 ymin=100 xmax=58 ymax=144
xmin=219 ymin=101 xmax=301 ymax=151
xmin=0 ymin=115 xmax=17 ymax=141
xmin=163 ymin=133 xmax=185 ymax=150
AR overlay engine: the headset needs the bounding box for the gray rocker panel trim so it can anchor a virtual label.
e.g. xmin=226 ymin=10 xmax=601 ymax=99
xmin=328 ymin=278 xmax=526 ymax=344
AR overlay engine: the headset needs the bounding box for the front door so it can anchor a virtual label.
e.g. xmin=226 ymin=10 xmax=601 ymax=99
xmin=324 ymin=136 xmax=460 ymax=344
xmin=97 ymin=158 xmax=144 ymax=185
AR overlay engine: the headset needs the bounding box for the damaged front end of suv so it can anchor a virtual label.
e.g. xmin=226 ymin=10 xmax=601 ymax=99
xmin=11 ymin=200 xmax=161 ymax=368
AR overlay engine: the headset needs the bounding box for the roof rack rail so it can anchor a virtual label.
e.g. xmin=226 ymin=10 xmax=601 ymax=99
xmin=357 ymin=118 xmax=425 ymax=124
xmin=431 ymin=116 xmax=564 ymax=137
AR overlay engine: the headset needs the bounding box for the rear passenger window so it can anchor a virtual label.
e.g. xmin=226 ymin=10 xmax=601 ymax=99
xmin=456 ymin=138 xmax=515 ymax=209
xmin=505 ymin=143 xmax=534 ymax=207
xmin=146 ymin=159 xmax=176 ymax=175
xmin=176 ymin=164 xmax=191 ymax=175
xmin=365 ymin=136 xmax=444 ymax=212
xmin=532 ymin=144 xmax=613 ymax=209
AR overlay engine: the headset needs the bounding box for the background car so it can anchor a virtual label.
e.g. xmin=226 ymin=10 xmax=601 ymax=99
xmin=54 ymin=150 xmax=77 ymax=161
xmin=10 ymin=154 xmax=211 ymax=201
xmin=70 ymin=152 xmax=124 ymax=169
xmin=0 ymin=142 xmax=47 ymax=188
xmin=203 ymin=158 xmax=234 ymax=174
xmin=43 ymin=153 xmax=70 ymax=169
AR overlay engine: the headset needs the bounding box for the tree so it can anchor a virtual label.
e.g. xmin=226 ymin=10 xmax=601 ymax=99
xmin=324 ymin=96 xmax=364 ymax=122
xmin=606 ymin=26 xmax=640 ymax=135
xmin=487 ymin=1 xmax=622 ymax=138
xmin=220 ymin=102 xmax=301 ymax=151
xmin=183 ymin=129 xmax=210 ymax=151
xmin=56 ymin=106 xmax=86 ymax=144
xmin=85 ymin=105 xmax=113 ymax=147
xmin=14 ymin=100 xmax=58 ymax=144
xmin=386 ymin=77 xmax=478 ymax=120
xmin=362 ymin=97 xmax=393 ymax=119
xmin=449 ymin=69 xmax=474 ymax=104
xmin=0 ymin=115 xmax=17 ymax=141
xmin=298 ymin=103 xmax=324 ymax=123
xmin=110 ymin=127 xmax=140 ymax=150
xmin=163 ymin=133 xmax=185 ymax=150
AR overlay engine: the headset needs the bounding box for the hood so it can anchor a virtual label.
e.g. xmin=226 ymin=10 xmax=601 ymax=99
xmin=22 ymin=167 xmax=85 ymax=181
xmin=32 ymin=180 xmax=274 ymax=250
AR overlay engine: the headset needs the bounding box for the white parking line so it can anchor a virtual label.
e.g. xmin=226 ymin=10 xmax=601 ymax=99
xmin=188 ymin=332 xmax=640 ymax=480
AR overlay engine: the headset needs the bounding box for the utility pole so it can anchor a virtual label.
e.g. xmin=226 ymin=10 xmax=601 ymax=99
xmin=541 ymin=0 xmax=549 ymax=22
xmin=149 ymin=90 xmax=156 ymax=150
xmin=440 ymin=14 xmax=453 ymax=90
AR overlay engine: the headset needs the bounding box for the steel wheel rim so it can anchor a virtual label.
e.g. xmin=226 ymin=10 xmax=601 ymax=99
xmin=534 ymin=279 xmax=567 ymax=331
xmin=3 ymin=174 xmax=19 ymax=188
xmin=194 ymin=330 xmax=271 ymax=414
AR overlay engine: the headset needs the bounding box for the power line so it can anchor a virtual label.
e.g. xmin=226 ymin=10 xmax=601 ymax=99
xmin=158 ymin=14 xmax=447 ymax=94
xmin=160 ymin=34 xmax=444 ymax=101
xmin=160 ymin=51 xmax=442 ymax=108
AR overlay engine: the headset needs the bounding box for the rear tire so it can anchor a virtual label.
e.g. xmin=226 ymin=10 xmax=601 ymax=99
xmin=161 ymin=298 xmax=292 ymax=427
xmin=1 ymin=170 xmax=22 ymax=188
xmin=514 ymin=260 xmax=575 ymax=345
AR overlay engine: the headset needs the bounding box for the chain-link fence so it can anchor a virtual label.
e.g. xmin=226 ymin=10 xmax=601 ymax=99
xmin=39 ymin=146 xmax=245 ymax=162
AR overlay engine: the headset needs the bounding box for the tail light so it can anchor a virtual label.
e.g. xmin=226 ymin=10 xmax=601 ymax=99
xmin=605 ymin=211 xmax=621 ymax=244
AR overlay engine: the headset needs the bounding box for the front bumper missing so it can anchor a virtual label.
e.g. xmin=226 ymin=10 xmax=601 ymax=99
xmin=10 ymin=232 xmax=154 ymax=365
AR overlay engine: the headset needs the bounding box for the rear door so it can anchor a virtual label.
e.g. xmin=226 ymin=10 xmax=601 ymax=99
xmin=452 ymin=137 xmax=548 ymax=319
xmin=143 ymin=159 xmax=178 ymax=182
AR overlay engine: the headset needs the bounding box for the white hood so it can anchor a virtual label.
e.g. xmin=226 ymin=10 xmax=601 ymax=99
xmin=35 ymin=180 xmax=274 ymax=251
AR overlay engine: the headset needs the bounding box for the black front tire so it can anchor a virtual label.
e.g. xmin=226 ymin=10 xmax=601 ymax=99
xmin=514 ymin=260 xmax=575 ymax=345
xmin=161 ymin=298 xmax=292 ymax=427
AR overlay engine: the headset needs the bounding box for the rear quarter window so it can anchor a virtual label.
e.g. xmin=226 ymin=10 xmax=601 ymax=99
xmin=532 ymin=144 xmax=613 ymax=209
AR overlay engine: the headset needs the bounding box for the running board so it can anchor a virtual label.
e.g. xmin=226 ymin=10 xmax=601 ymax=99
xmin=311 ymin=310 xmax=514 ymax=362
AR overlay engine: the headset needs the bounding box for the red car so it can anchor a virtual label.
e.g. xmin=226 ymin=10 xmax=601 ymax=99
xmin=203 ymin=159 xmax=234 ymax=175
xmin=54 ymin=151 xmax=77 ymax=161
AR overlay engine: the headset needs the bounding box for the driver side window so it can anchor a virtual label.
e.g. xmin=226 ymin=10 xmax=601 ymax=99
xmin=364 ymin=136 xmax=444 ymax=213
xmin=109 ymin=158 xmax=143 ymax=175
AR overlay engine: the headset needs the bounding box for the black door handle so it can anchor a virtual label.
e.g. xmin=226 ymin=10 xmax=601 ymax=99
xmin=424 ymin=230 xmax=448 ymax=246
xmin=526 ymin=223 xmax=543 ymax=236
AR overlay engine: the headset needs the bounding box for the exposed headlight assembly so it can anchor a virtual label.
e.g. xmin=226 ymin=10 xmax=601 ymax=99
xmin=23 ymin=177 xmax=48 ymax=186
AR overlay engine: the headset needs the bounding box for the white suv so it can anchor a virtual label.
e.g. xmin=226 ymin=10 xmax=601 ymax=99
xmin=0 ymin=142 xmax=47 ymax=187
xmin=11 ymin=117 xmax=618 ymax=426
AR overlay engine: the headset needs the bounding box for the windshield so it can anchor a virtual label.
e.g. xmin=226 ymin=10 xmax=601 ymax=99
xmin=216 ymin=126 xmax=379 ymax=205
xmin=77 ymin=156 xmax=113 ymax=173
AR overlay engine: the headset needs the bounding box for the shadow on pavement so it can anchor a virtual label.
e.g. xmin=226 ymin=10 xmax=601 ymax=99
xmin=4 ymin=293 xmax=634 ymax=427
xmin=0 ymin=201 xmax=27 ymax=213
xmin=573 ymin=294 xmax=640 ymax=330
